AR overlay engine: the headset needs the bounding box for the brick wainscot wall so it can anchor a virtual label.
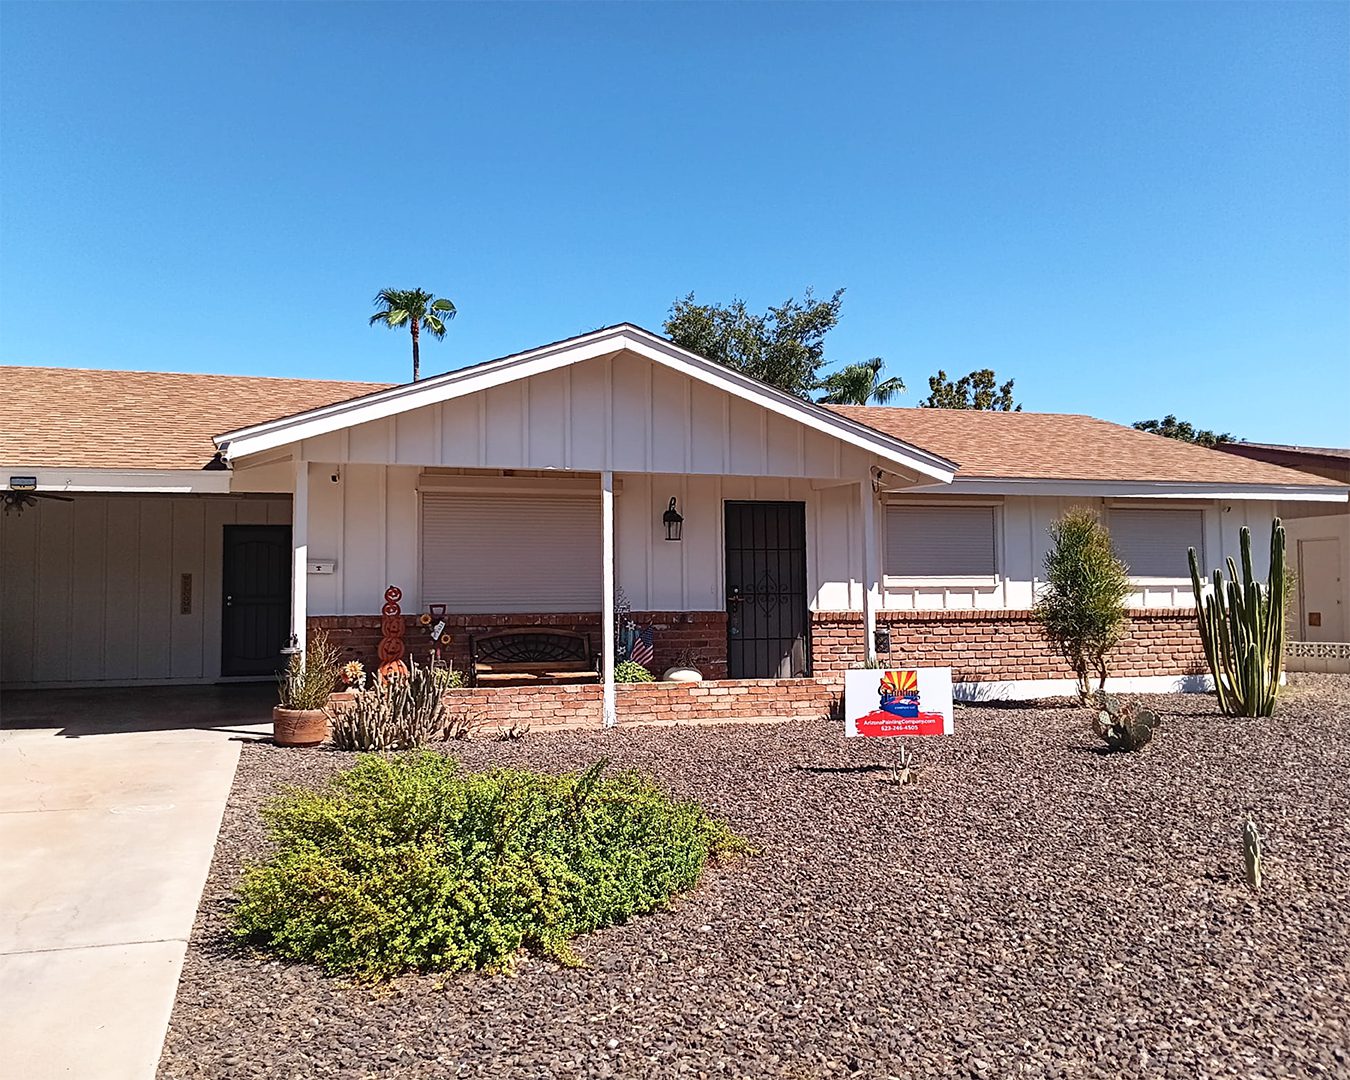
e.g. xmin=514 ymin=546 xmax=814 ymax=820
xmin=810 ymin=609 xmax=1206 ymax=688
xmin=310 ymin=611 xmax=728 ymax=680
xmin=438 ymin=679 xmax=836 ymax=732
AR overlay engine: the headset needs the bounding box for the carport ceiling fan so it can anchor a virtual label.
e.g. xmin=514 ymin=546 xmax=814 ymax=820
xmin=3 ymin=478 xmax=74 ymax=516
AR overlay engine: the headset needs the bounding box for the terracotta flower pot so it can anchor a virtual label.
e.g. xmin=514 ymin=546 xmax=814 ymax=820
xmin=273 ymin=706 xmax=329 ymax=748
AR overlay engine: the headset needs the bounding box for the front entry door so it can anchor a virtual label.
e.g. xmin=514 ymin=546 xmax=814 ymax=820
xmin=221 ymin=525 xmax=292 ymax=677
xmin=724 ymin=501 xmax=809 ymax=678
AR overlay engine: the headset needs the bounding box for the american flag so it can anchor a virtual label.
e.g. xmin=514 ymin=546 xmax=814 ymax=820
xmin=629 ymin=625 xmax=655 ymax=667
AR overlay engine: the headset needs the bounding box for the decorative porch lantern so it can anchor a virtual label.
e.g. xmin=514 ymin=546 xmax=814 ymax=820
xmin=662 ymin=497 xmax=684 ymax=541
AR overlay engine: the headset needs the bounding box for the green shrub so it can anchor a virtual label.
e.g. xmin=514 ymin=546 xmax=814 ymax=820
xmin=614 ymin=660 xmax=655 ymax=683
xmin=1034 ymin=508 xmax=1130 ymax=703
xmin=232 ymin=753 xmax=745 ymax=979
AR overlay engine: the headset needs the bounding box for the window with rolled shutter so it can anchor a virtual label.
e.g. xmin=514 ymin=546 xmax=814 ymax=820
xmin=1108 ymin=509 xmax=1204 ymax=579
xmin=421 ymin=493 xmax=602 ymax=612
xmin=885 ymin=505 xmax=998 ymax=578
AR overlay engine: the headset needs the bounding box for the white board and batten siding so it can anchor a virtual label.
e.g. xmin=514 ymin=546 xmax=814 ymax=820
xmin=878 ymin=495 xmax=1277 ymax=612
xmin=0 ymin=494 xmax=290 ymax=688
xmin=298 ymin=458 xmax=1272 ymax=621
xmin=300 ymin=465 xmax=865 ymax=617
xmin=292 ymin=351 xmax=880 ymax=482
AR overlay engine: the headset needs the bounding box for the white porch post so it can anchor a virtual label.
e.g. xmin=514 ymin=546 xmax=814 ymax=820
xmin=860 ymin=475 xmax=880 ymax=662
xmin=600 ymin=469 xmax=617 ymax=728
xmin=290 ymin=459 xmax=309 ymax=654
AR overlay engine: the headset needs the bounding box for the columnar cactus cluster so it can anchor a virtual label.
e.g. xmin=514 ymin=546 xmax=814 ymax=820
xmin=1187 ymin=519 xmax=1286 ymax=718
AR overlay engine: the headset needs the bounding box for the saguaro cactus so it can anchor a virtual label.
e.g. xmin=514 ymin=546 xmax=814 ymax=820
xmin=1187 ymin=518 xmax=1286 ymax=717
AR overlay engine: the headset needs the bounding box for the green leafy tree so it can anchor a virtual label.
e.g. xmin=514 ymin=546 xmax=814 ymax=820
xmin=1034 ymin=508 xmax=1131 ymax=703
xmin=369 ymin=288 xmax=456 ymax=382
xmin=815 ymin=357 xmax=906 ymax=405
xmin=664 ymin=288 xmax=845 ymax=398
xmin=1133 ymin=415 xmax=1234 ymax=447
xmin=921 ymin=369 xmax=1021 ymax=411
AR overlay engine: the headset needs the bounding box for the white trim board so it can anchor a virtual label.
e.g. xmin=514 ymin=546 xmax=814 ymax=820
xmin=214 ymin=325 xmax=958 ymax=483
xmin=953 ymin=674 xmax=1215 ymax=701
xmin=897 ymin=477 xmax=1349 ymax=503
xmin=1 ymin=467 xmax=232 ymax=496
xmin=1 ymin=467 xmax=232 ymax=494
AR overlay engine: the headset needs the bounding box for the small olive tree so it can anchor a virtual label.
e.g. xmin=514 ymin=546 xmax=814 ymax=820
xmin=1034 ymin=508 xmax=1131 ymax=703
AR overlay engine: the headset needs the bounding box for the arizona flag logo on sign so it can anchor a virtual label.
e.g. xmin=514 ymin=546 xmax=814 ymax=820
xmin=844 ymin=667 xmax=954 ymax=738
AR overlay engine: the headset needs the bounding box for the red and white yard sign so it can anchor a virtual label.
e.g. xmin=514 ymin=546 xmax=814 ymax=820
xmin=844 ymin=667 xmax=954 ymax=738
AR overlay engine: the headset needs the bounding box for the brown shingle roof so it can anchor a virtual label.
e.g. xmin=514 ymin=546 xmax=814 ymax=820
xmin=829 ymin=406 xmax=1345 ymax=488
xmin=0 ymin=366 xmax=392 ymax=470
xmin=1 ymin=364 xmax=1340 ymax=492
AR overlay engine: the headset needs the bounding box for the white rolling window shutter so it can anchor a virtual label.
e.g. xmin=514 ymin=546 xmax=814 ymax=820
xmin=885 ymin=505 xmax=997 ymax=577
xmin=1109 ymin=509 xmax=1203 ymax=579
xmin=421 ymin=493 xmax=602 ymax=612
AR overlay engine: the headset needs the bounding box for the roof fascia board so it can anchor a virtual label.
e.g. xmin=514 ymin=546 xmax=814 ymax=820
xmin=217 ymin=335 xmax=626 ymax=460
xmin=893 ymin=477 xmax=1350 ymax=502
xmin=1 ymin=466 xmax=233 ymax=494
xmin=613 ymin=331 xmax=956 ymax=481
xmin=217 ymin=325 xmax=957 ymax=483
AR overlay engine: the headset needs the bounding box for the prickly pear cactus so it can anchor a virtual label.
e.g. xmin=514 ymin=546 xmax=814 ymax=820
xmin=1091 ymin=695 xmax=1161 ymax=752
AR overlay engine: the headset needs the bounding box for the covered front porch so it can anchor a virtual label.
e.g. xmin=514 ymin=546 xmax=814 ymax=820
xmin=216 ymin=325 xmax=957 ymax=726
xmin=286 ymin=464 xmax=905 ymax=728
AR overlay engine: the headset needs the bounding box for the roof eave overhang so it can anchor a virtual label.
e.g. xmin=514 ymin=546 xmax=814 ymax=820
xmin=890 ymin=476 xmax=1350 ymax=502
xmin=214 ymin=326 xmax=958 ymax=484
xmin=0 ymin=466 xmax=233 ymax=494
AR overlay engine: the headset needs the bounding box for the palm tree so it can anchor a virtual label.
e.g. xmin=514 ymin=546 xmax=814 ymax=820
xmin=815 ymin=357 xmax=905 ymax=405
xmin=369 ymin=288 xmax=456 ymax=381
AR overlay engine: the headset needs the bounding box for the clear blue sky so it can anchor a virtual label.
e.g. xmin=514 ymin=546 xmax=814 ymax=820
xmin=2 ymin=2 xmax=1346 ymax=444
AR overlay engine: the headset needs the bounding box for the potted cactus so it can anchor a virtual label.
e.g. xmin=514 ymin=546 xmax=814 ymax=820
xmin=273 ymin=631 xmax=341 ymax=747
xmin=662 ymin=648 xmax=704 ymax=683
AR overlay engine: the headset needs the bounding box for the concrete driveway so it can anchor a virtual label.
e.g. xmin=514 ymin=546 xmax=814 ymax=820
xmin=0 ymin=686 xmax=273 ymax=1080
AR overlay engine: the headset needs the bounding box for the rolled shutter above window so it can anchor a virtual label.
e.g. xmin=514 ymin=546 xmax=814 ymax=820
xmin=421 ymin=492 xmax=601 ymax=612
xmin=1108 ymin=509 xmax=1204 ymax=579
xmin=885 ymin=505 xmax=998 ymax=577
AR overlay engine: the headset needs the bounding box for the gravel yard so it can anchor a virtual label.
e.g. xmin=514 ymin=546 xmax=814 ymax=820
xmin=158 ymin=675 xmax=1350 ymax=1080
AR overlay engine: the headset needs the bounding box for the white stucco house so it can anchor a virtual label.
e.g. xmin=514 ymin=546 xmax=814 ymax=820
xmin=3 ymin=324 xmax=1345 ymax=719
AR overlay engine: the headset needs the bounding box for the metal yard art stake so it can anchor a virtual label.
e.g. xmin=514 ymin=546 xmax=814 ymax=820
xmin=377 ymin=585 xmax=407 ymax=680
xmin=418 ymin=603 xmax=452 ymax=665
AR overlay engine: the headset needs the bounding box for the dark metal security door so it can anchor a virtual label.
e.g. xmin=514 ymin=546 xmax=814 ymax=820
xmin=221 ymin=525 xmax=291 ymax=677
xmin=724 ymin=501 xmax=809 ymax=679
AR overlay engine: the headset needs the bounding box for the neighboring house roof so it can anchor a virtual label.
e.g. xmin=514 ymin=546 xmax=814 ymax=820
xmin=213 ymin=324 xmax=960 ymax=483
xmin=829 ymin=405 xmax=1347 ymax=491
xmin=0 ymin=366 xmax=390 ymax=470
xmin=1223 ymin=441 xmax=1350 ymax=460
xmin=1214 ymin=441 xmax=1350 ymax=486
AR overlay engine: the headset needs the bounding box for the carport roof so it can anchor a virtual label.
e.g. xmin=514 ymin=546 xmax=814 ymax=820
xmin=0 ymin=366 xmax=390 ymax=470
